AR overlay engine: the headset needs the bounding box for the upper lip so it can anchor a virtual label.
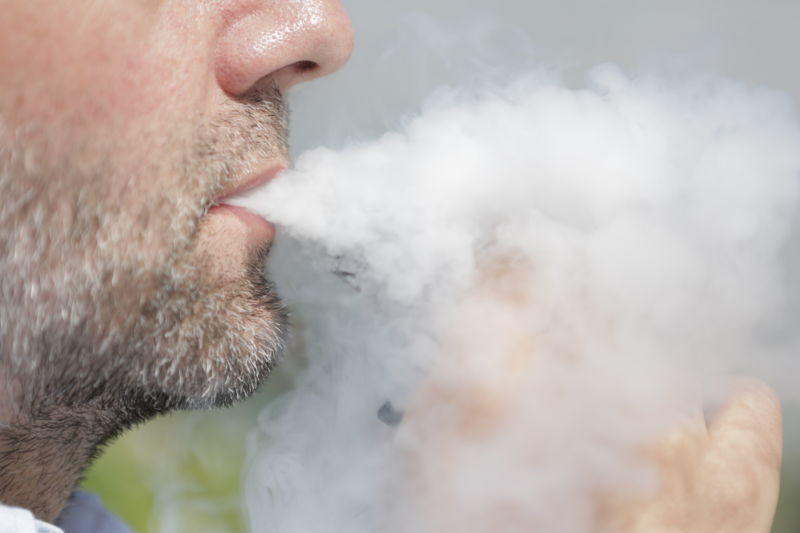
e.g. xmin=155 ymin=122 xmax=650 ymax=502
xmin=215 ymin=162 xmax=287 ymax=204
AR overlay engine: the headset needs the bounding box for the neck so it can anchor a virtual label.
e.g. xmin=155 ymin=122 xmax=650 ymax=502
xmin=0 ymin=403 xmax=125 ymax=523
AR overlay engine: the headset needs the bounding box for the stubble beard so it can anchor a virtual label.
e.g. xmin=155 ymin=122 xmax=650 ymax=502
xmin=0 ymin=85 xmax=290 ymax=435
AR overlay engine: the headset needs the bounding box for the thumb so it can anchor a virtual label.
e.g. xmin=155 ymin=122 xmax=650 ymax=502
xmin=703 ymin=377 xmax=782 ymax=532
xmin=706 ymin=377 xmax=782 ymax=468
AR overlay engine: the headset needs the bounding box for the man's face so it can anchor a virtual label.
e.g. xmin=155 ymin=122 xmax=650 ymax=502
xmin=0 ymin=0 xmax=353 ymax=417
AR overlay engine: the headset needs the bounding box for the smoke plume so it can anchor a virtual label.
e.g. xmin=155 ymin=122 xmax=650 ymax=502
xmin=229 ymin=64 xmax=800 ymax=532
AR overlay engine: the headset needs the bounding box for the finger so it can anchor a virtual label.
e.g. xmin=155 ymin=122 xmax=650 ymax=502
xmin=707 ymin=377 xmax=782 ymax=468
xmin=704 ymin=377 xmax=782 ymax=532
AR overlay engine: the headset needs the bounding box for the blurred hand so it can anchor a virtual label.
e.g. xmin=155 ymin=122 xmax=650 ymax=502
xmin=605 ymin=378 xmax=783 ymax=533
xmin=401 ymin=255 xmax=783 ymax=533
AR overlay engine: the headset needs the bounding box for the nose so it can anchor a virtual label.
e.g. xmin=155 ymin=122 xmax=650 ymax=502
xmin=214 ymin=0 xmax=354 ymax=97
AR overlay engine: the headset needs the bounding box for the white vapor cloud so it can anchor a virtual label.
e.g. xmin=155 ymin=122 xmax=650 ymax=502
xmin=231 ymin=63 xmax=800 ymax=531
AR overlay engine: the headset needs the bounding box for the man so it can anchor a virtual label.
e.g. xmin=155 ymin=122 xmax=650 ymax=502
xmin=0 ymin=0 xmax=352 ymax=529
xmin=0 ymin=1 xmax=784 ymax=532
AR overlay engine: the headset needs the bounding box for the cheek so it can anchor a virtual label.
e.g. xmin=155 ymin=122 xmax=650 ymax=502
xmin=0 ymin=0 xmax=213 ymax=135
xmin=0 ymin=1 xmax=220 ymax=214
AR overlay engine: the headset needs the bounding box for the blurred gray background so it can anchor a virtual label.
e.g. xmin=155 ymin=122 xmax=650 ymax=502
xmin=291 ymin=0 xmax=800 ymax=149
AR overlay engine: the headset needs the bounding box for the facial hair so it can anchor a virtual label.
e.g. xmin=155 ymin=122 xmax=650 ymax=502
xmin=0 ymin=83 xmax=290 ymax=432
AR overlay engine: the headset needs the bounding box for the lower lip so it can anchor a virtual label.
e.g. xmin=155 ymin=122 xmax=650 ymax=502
xmin=208 ymin=203 xmax=276 ymax=243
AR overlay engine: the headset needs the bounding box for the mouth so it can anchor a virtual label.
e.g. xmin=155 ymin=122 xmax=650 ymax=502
xmin=208 ymin=163 xmax=286 ymax=245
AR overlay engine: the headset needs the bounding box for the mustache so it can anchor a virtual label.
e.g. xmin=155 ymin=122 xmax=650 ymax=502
xmin=233 ymin=80 xmax=289 ymax=157
xmin=197 ymin=81 xmax=289 ymax=205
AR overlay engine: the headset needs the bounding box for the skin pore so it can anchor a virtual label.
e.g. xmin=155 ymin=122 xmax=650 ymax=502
xmin=0 ymin=0 xmax=353 ymax=522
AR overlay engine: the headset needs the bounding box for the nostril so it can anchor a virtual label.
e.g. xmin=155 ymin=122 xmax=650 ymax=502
xmin=213 ymin=0 xmax=353 ymax=97
xmin=293 ymin=60 xmax=319 ymax=74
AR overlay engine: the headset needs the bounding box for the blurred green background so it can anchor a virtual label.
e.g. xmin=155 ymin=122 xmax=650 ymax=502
xmin=81 ymin=374 xmax=291 ymax=533
xmin=82 ymin=402 xmax=258 ymax=533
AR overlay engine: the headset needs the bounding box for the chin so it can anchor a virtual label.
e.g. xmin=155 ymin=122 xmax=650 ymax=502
xmin=111 ymin=241 xmax=289 ymax=414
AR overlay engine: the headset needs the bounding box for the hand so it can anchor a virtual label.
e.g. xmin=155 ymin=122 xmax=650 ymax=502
xmin=399 ymin=255 xmax=783 ymax=533
xmin=605 ymin=378 xmax=782 ymax=533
